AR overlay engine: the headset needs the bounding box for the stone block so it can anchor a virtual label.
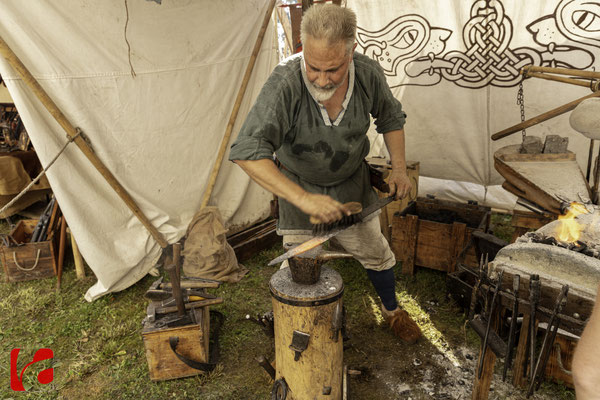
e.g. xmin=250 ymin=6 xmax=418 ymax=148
xmin=519 ymin=135 xmax=543 ymax=154
xmin=543 ymin=135 xmax=569 ymax=154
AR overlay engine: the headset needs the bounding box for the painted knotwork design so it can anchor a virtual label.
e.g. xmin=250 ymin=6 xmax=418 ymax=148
xmin=356 ymin=0 xmax=600 ymax=88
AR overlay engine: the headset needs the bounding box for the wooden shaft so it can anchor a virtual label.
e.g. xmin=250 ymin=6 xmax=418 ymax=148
xmin=165 ymin=263 xmax=185 ymax=316
xmin=173 ymin=242 xmax=181 ymax=282
xmin=523 ymin=66 xmax=600 ymax=80
xmin=525 ymin=72 xmax=592 ymax=89
xmin=56 ymin=216 xmax=67 ymax=290
xmin=0 ymin=35 xmax=168 ymax=248
xmin=68 ymin=227 xmax=86 ymax=279
xmin=200 ymin=0 xmax=277 ymax=209
xmin=491 ymin=90 xmax=600 ymax=141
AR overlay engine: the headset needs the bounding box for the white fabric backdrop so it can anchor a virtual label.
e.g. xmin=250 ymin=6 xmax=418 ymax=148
xmin=354 ymin=0 xmax=600 ymax=207
xmin=0 ymin=0 xmax=277 ymax=300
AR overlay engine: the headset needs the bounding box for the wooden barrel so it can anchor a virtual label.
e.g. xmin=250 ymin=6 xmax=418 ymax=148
xmin=270 ymin=266 xmax=344 ymax=400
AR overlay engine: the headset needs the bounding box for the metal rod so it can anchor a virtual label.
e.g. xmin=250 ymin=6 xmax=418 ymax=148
xmin=502 ymin=274 xmax=520 ymax=381
xmin=528 ymin=275 xmax=541 ymax=381
xmin=527 ymin=285 xmax=569 ymax=397
xmin=478 ymin=269 xmax=503 ymax=379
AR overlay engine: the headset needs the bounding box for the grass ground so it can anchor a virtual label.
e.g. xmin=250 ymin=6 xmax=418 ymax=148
xmin=0 ymin=215 xmax=575 ymax=399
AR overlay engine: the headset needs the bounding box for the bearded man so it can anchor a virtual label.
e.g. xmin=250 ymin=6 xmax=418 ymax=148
xmin=229 ymin=3 xmax=421 ymax=343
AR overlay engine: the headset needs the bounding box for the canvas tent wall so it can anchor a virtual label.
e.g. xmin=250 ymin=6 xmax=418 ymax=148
xmin=0 ymin=0 xmax=597 ymax=300
xmin=356 ymin=0 xmax=600 ymax=208
xmin=0 ymin=0 xmax=278 ymax=300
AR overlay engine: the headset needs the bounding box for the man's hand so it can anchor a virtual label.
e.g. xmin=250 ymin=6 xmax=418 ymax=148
xmin=387 ymin=170 xmax=412 ymax=200
xmin=296 ymin=192 xmax=350 ymax=223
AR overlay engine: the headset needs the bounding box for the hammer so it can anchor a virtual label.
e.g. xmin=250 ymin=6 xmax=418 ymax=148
xmin=165 ymin=263 xmax=185 ymax=316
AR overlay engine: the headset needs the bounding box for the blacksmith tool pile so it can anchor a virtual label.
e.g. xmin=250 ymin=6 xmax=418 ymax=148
xmin=467 ymin=256 xmax=569 ymax=397
xmin=142 ymin=245 xmax=224 ymax=330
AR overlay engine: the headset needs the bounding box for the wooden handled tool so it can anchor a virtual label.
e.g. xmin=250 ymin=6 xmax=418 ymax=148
xmin=308 ymin=202 xmax=362 ymax=224
xmin=165 ymin=263 xmax=185 ymax=316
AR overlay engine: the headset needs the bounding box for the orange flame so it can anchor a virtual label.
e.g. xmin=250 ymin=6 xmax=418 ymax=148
xmin=557 ymin=202 xmax=589 ymax=242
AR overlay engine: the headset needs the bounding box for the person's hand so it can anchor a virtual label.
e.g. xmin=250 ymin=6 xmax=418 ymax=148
xmin=296 ymin=192 xmax=350 ymax=223
xmin=387 ymin=170 xmax=412 ymax=200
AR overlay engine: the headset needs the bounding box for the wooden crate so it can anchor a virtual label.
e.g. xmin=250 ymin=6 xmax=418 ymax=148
xmin=544 ymin=332 xmax=576 ymax=388
xmin=510 ymin=208 xmax=556 ymax=243
xmin=366 ymin=157 xmax=419 ymax=241
xmin=1 ymin=219 xmax=58 ymax=282
xmin=391 ymin=197 xmax=490 ymax=275
xmin=142 ymin=307 xmax=210 ymax=381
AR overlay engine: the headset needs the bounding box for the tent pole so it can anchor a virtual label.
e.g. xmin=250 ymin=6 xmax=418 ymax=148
xmin=0 ymin=35 xmax=168 ymax=248
xmin=200 ymin=0 xmax=277 ymax=209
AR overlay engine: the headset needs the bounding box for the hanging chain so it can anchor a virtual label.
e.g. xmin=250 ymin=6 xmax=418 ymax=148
xmin=517 ymin=81 xmax=526 ymax=141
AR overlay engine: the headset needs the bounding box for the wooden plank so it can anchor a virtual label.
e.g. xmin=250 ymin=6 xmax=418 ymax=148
xmin=512 ymin=210 xmax=555 ymax=230
xmin=414 ymin=220 xmax=453 ymax=271
xmin=231 ymin=226 xmax=279 ymax=263
xmin=472 ymin=345 xmax=497 ymax=400
xmin=391 ymin=214 xmax=418 ymax=275
xmin=471 ymin=313 xmax=499 ymax=400
xmin=498 ymin=151 xmax=576 ymax=163
xmin=513 ymin=314 xmax=530 ymax=388
xmin=496 ymin=159 xmax=562 ymax=214
xmin=227 ymin=218 xmax=276 ymax=246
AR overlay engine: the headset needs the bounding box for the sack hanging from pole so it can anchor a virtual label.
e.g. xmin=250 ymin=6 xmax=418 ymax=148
xmin=182 ymin=206 xmax=248 ymax=283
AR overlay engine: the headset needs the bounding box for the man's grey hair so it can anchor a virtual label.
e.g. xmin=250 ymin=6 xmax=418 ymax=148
xmin=300 ymin=4 xmax=357 ymax=54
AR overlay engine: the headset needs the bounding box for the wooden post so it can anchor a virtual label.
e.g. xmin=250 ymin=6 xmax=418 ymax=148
xmin=68 ymin=228 xmax=85 ymax=279
xmin=0 ymin=36 xmax=169 ymax=249
xmin=513 ymin=314 xmax=531 ymax=388
xmin=200 ymin=0 xmax=277 ymax=209
xmin=471 ymin=312 xmax=500 ymax=400
xmin=56 ymin=216 xmax=67 ymax=290
xmin=471 ymin=346 xmax=496 ymax=400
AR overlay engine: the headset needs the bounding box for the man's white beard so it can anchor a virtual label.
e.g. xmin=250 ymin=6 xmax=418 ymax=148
xmin=311 ymin=82 xmax=340 ymax=102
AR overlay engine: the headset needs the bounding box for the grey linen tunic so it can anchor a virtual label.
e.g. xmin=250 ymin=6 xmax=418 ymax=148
xmin=229 ymin=52 xmax=406 ymax=233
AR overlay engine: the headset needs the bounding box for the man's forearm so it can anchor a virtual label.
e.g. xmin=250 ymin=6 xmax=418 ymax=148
xmin=383 ymin=129 xmax=407 ymax=173
xmin=233 ymin=159 xmax=306 ymax=202
xmin=573 ymin=283 xmax=600 ymax=399
xmin=234 ymin=158 xmax=349 ymax=223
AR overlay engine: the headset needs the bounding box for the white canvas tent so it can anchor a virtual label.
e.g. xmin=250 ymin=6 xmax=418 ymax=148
xmin=0 ymin=0 xmax=597 ymax=300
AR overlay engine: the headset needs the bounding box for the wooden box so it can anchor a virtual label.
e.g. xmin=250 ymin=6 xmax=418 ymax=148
xmin=544 ymin=332 xmax=576 ymax=388
xmin=366 ymin=157 xmax=420 ymax=241
xmin=510 ymin=208 xmax=556 ymax=243
xmin=1 ymin=219 xmax=58 ymax=282
xmin=391 ymin=197 xmax=490 ymax=275
xmin=142 ymin=307 xmax=210 ymax=381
